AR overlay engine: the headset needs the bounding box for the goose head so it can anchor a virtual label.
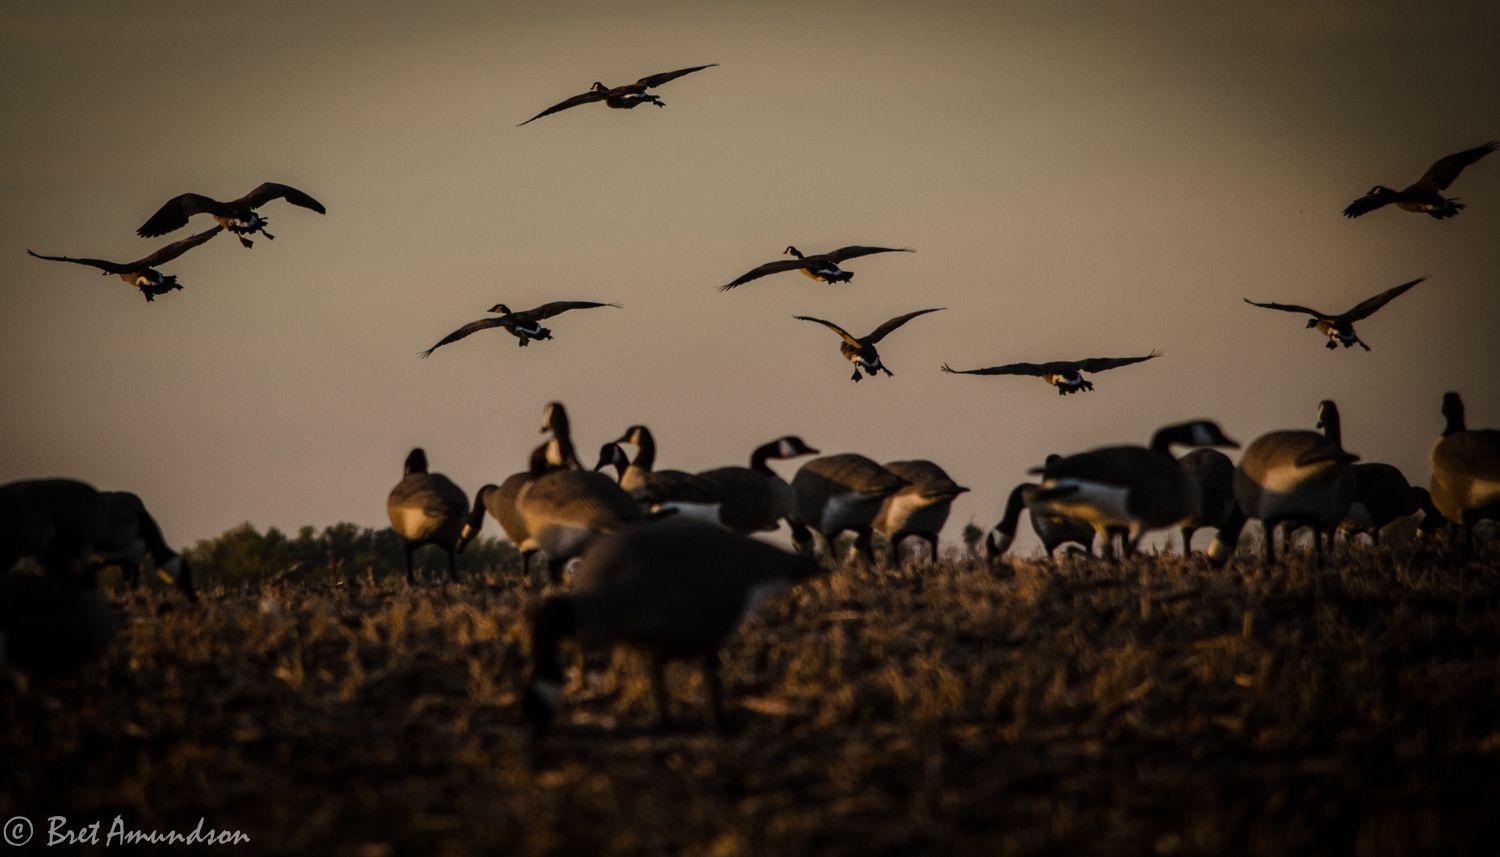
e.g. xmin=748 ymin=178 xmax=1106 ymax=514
xmin=783 ymin=245 xmax=804 ymax=259
xmin=1149 ymin=420 xmax=1238 ymax=453
xmin=773 ymin=436 xmax=819 ymax=459
xmin=592 ymin=442 xmax=631 ymax=477
xmin=1305 ymin=318 xmax=1320 ymax=329
xmin=1441 ymin=391 xmax=1466 ymax=436
xmin=540 ymin=401 xmax=569 ymax=435
xmin=590 ymin=82 xmax=608 ymax=92
xmin=403 ymin=448 xmax=428 ymax=476
xmin=489 ymin=303 xmax=513 ymax=315
xmin=615 ymin=424 xmax=652 ymax=448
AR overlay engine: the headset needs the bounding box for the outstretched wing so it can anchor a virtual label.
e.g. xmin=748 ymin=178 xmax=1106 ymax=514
xmin=865 ymin=307 xmax=944 ymax=343
xmin=1341 ymin=277 xmax=1425 ymax=321
xmin=134 ymin=226 xmax=224 ymax=267
xmin=1415 ymin=141 xmax=1497 ymax=191
xmin=941 ymin=361 xmax=1051 ymax=377
xmin=793 ymin=315 xmax=860 ymax=346
xmin=418 ymin=317 xmax=507 ymax=358
xmin=136 ymin=192 xmax=230 ymax=237
xmin=1077 ymin=351 xmax=1162 ymax=373
xmin=26 ymin=249 xmax=128 ymax=274
xmin=824 ymin=245 xmax=914 ymax=263
xmin=235 ymin=182 xmax=327 ymax=215
xmin=517 ymin=89 xmax=609 ymax=126
xmin=1341 ymin=193 xmax=1392 ymax=219
xmin=1243 ymin=297 xmax=1323 ymax=317
xmin=719 ymin=258 xmax=812 ymax=290
xmin=527 ymin=300 xmax=622 ymax=319
xmin=635 ymin=64 xmax=717 ymax=89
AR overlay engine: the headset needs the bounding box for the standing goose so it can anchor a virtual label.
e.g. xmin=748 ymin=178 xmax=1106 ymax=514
xmin=27 ymin=227 xmax=223 ymax=302
xmin=1343 ymin=141 xmax=1496 ymax=219
xmin=607 ymin=426 xmax=724 ymax=524
xmin=1243 ymin=277 xmax=1425 ymax=351
xmin=719 ymin=245 xmax=913 ymax=291
xmin=419 ymin=301 xmax=620 ymax=357
xmin=518 ymin=64 xmax=717 ymax=126
xmin=1207 ymin=410 xmax=1358 ymax=564
xmin=1177 ymin=448 xmax=1237 ymax=554
xmin=523 ymin=521 xmax=821 ymax=735
xmin=456 ymin=442 xmax=572 ymax=576
xmin=941 ymin=351 xmax=1161 ymax=396
xmin=1428 ymin=392 xmax=1500 ymax=549
xmin=786 ymin=454 xmax=908 ymax=562
xmin=872 ymin=460 xmax=970 ymax=561
xmin=795 ymin=308 xmax=944 ymax=382
xmin=697 ymin=436 xmax=820 ymax=535
xmin=540 ymin=401 xmax=585 ymax=471
xmin=1027 ymin=421 xmax=1240 ymax=559
xmin=514 ymin=448 xmax=650 ymax=583
xmin=1314 ymin=399 xmax=1437 ymax=545
xmin=386 ymin=448 xmax=469 ymax=584
xmin=985 ymin=476 xmax=1098 ymax=560
xmin=136 ymin=182 xmax=326 ymax=248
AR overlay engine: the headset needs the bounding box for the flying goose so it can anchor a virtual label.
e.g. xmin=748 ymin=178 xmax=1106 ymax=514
xmin=27 ymin=227 xmax=223 ymax=302
xmin=387 ymin=448 xmax=469 ymax=584
xmin=1 ymin=478 xmax=194 ymax=600
xmin=0 ymin=572 xmax=119 ymax=682
xmin=941 ymin=351 xmax=1161 ymax=396
xmin=872 ymin=460 xmax=970 ymax=561
xmin=1027 ymin=421 xmax=1239 ymax=559
xmin=697 ymin=435 xmax=820 ymax=535
xmin=1243 ymin=277 xmax=1424 ymax=351
xmin=419 ymin=301 xmax=620 ymax=357
xmin=540 ymin=401 xmax=585 ymax=471
xmin=1176 ymin=448 xmax=1236 ymax=555
xmin=1428 ymin=392 xmax=1500 ymax=549
xmin=1207 ymin=411 xmax=1358 ymax=564
xmin=518 ymin=64 xmax=717 ymax=126
xmin=719 ymin=246 xmax=913 ymax=291
xmin=514 ymin=449 xmax=651 ymax=583
xmin=985 ymin=475 xmax=1098 ymax=560
xmin=136 ymin=182 xmax=326 ymax=248
xmin=1313 ymin=399 xmax=1438 ymax=545
xmin=1343 ymin=141 xmax=1496 ymax=219
xmin=607 ymin=426 xmax=724 ymax=524
xmin=795 ymin=308 xmax=944 ymax=382
xmin=786 ymin=454 xmax=908 ymax=563
xmin=523 ymin=520 xmax=821 ymax=735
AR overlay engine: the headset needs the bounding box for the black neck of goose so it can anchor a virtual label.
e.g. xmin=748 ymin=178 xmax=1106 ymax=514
xmin=996 ymin=483 xmax=1034 ymax=537
xmin=528 ymin=444 xmax=553 ymax=477
xmin=1318 ymin=405 xmax=1343 ymax=449
xmin=531 ymin=597 xmax=575 ymax=684
xmin=1442 ymin=394 xmax=1466 ymax=437
xmin=403 ymin=449 xmax=428 ymax=476
xmin=132 ymin=504 xmax=196 ymax=601
xmin=1147 ymin=427 xmax=1181 ymax=455
xmin=630 ymin=430 xmax=656 ymax=470
xmin=599 ymin=447 xmax=629 ymax=481
xmin=749 ymin=441 xmax=780 ymax=475
xmin=548 ymin=406 xmax=572 ymax=442
xmin=465 ymin=485 xmax=495 ymax=534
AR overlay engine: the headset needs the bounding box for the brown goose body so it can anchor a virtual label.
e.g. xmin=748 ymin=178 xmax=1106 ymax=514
xmin=26 ymin=226 xmax=223 ymax=302
xmin=873 ymin=460 xmax=969 ymax=559
xmin=611 ymin=426 xmax=723 ymax=524
xmin=1429 ymin=392 xmax=1500 ymax=545
xmin=697 ymin=436 xmax=819 ymax=534
xmin=985 ymin=480 xmax=1098 ymax=559
xmin=516 ymin=468 xmax=645 ymax=582
xmin=387 ymin=449 xmax=469 ymax=584
xmin=1208 ymin=429 xmax=1356 ymax=563
xmin=1177 ymin=448 xmax=1236 ymax=553
xmin=1343 ymin=141 xmax=1496 ymax=219
xmin=0 ymin=572 xmax=119 ymax=681
xmin=787 ymin=454 xmax=907 ymax=560
xmin=136 ymin=182 xmax=326 ymax=248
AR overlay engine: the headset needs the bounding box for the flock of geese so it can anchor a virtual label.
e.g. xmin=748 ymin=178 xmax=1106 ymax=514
xmin=6 ymin=63 xmax=1500 ymax=735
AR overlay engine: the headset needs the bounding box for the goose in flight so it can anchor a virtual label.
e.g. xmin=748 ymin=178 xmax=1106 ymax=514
xmin=1243 ymin=277 xmax=1424 ymax=351
xmin=136 ymin=182 xmax=325 ymax=248
xmin=518 ymin=64 xmax=717 ymax=126
xmin=419 ymin=301 xmax=620 ymax=357
xmin=1343 ymin=141 xmax=1496 ymax=219
xmin=27 ymin=227 xmax=223 ymax=301
xmin=941 ymin=351 xmax=1160 ymax=396
xmin=719 ymin=245 xmax=912 ymax=291
xmin=794 ymin=308 xmax=944 ymax=382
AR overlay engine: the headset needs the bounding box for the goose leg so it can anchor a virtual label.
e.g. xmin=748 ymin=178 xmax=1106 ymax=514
xmin=445 ymin=545 xmax=460 ymax=583
xmin=651 ymin=657 xmax=673 ymax=730
xmin=881 ymin=365 xmax=894 ymax=377
xmin=403 ymin=544 xmax=416 ymax=585
xmin=702 ymin=651 xmax=730 ymax=732
xmin=1355 ymin=338 xmax=1371 ymax=352
xmin=262 ymin=230 xmax=276 ymax=241
xmin=852 ymin=527 xmax=875 ymax=565
xmin=1180 ymin=526 xmax=1194 ymax=556
xmin=1325 ymin=340 xmax=1337 ymax=350
xmin=1262 ymin=519 xmax=1278 ymax=563
xmin=851 ymin=368 xmax=862 ymax=382
xmin=238 ymin=235 xmax=254 ymax=249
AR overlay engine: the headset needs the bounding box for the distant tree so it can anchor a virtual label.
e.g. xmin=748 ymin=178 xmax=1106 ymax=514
xmin=962 ymin=522 xmax=984 ymax=557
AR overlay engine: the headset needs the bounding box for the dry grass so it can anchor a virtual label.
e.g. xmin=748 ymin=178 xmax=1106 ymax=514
xmin=4 ymin=544 xmax=1500 ymax=856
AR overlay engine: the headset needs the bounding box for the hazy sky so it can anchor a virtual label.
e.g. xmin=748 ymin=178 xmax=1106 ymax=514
xmin=2 ymin=1 xmax=1497 ymax=551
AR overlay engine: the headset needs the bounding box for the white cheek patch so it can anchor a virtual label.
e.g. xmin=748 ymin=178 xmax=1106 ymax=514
xmin=777 ymin=439 xmax=797 ymax=458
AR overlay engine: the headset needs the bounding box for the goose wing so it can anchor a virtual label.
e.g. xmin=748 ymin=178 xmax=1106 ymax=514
xmin=1414 ymin=141 xmax=1497 ymax=192
xmin=1243 ymin=297 xmax=1323 ymax=317
xmin=517 ymin=89 xmax=609 ymax=126
xmin=793 ymin=315 xmax=860 ymax=346
xmin=234 ymin=182 xmax=326 ymax=214
xmin=941 ymin=360 xmax=1053 ymax=377
xmin=863 ymin=307 xmax=944 ymax=344
xmin=1076 ymin=351 xmax=1162 ymax=373
xmin=526 ymin=300 xmax=622 ymax=319
xmin=1341 ymin=193 xmax=1393 ymax=218
xmin=823 ymin=245 xmax=914 ymax=263
xmin=27 ymin=249 xmax=129 ymax=274
xmin=719 ymin=257 xmax=814 ymax=290
xmin=136 ymin=193 xmax=232 ymax=237
xmin=635 ymin=63 xmax=717 ymax=88
xmin=418 ymin=317 xmax=507 ymax=358
xmin=1340 ymin=277 xmax=1424 ymax=321
xmin=133 ymin=226 xmax=224 ymax=267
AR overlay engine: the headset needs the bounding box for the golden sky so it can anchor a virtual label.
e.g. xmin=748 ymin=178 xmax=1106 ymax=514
xmin=2 ymin=1 xmax=1497 ymax=547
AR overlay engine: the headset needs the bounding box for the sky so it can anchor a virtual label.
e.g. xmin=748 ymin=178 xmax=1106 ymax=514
xmin=2 ymin=1 xmax=1497 ymax=552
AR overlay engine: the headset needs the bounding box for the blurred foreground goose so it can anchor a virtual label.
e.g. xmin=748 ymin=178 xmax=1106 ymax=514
xmin=1028 ymin=421 xmax=1239 ymax=559
xmin=1343 ymin=141 xmax=1496 ymax=219
xmin=136 ymin=182 xmax=326 ymax=248
xmin=1243 ymin=277 xmax=1424 ymax=351
xmin=941 ymin=351 xmax=1161 ymax=396
xmin=1314 ymin=400 xmax=1439 ymax=544
xmin=387 ymin=449 xmax=469 ymax=584
xmin=1208 ymin=404 xmax=1357 ymax=564
xmin=515 ymin=448 xmax=650 ymax=583
xmin=719 ymin=245 xmax=913 ymax=291
xmin=1177 ymin=448 xmax=1236 ymax=554
xmin=0 ymin=479 xmax=194 ymax=600
xmin=518 ymin=64 xmax=717 ymax=126
xmin=787 ymin=454 xmax=907 ymax=562
xmin=606 ymin=426 xmax=724 ymax=524
xmin=795 ymin=308 xmax=944 ymax=382
xmin=1428 ymin=392 xmax=1500 ymax=548
xmin=872 ymin=460 xmax=969 ymax=561
xmin=985 ymin=474 xmax=1098 ymax=560
xmin=419 ymin=301 xmax=619 ymax=357
xmin=697 ymin=436 xmax=820 ymax=534
xmin=27 ymin=227 xmax=222 ymax=302
xmin=540 ymin=401 xmax=585 ymax=471
xmin=523 ymin=521 xmax=820 ymax=735
xmin=0 ymin=573 xmax=118 ymax=682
